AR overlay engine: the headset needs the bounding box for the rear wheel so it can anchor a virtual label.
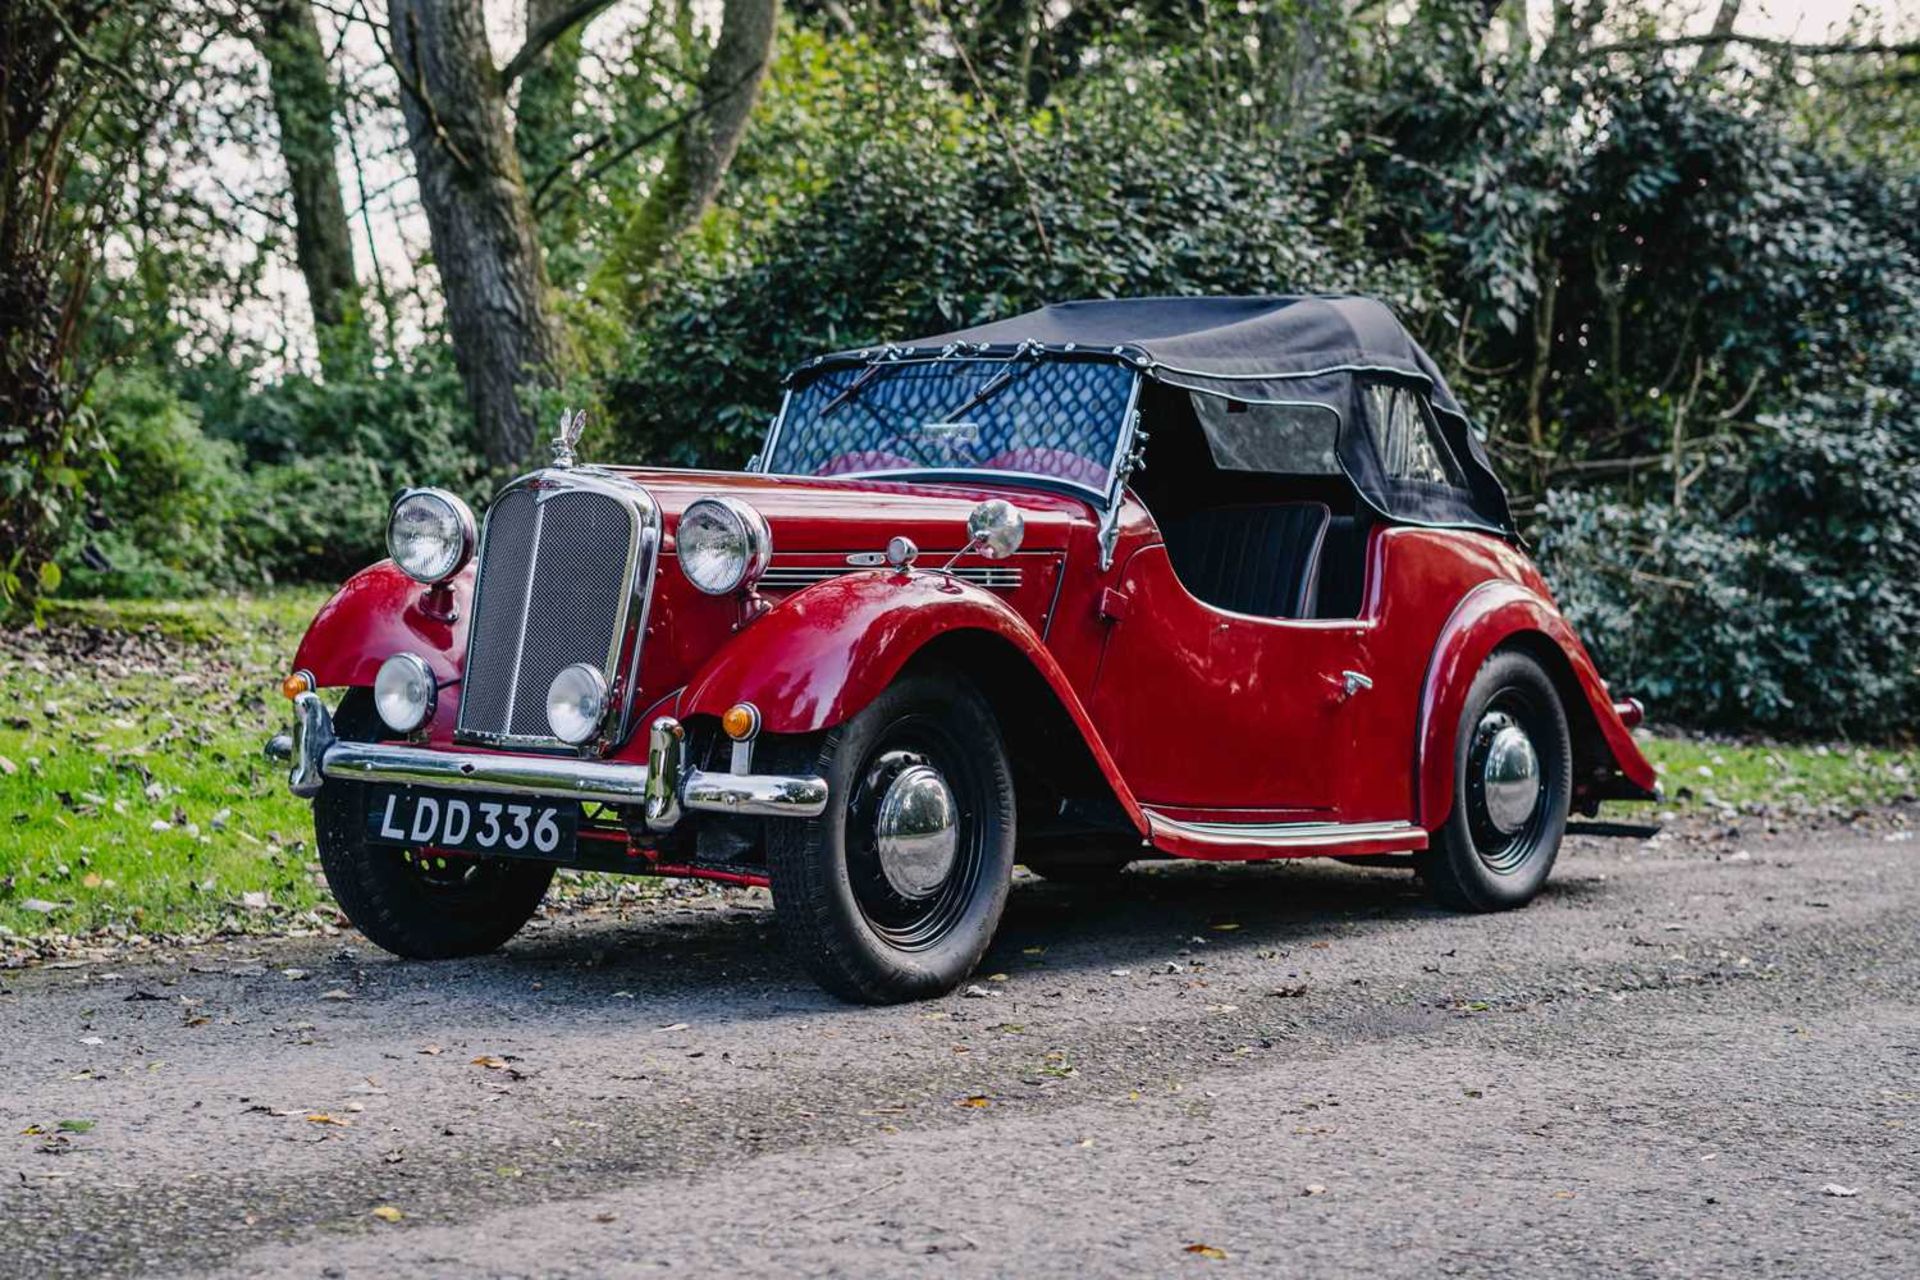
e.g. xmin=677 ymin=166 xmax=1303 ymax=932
xmin=315 ymin=690 xmax=554 ymax=958
xmin=766 ymin=670 xmax=1016 ymax=1003
xmin=1421 ymin=650 xmax=1572 ymax=912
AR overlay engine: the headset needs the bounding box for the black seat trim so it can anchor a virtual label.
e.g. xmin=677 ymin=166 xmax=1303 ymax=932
xmin=1162 ymin=502 xmax=1331 ymax=619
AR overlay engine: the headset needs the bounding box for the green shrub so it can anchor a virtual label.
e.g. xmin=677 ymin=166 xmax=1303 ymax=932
xmin=606 ymin=111 xmax=1433 ymax=468
xmin=60 ymin=370 xmax=250 ymax=598
xmin=184 ymin=351 xmax=490 ymax=583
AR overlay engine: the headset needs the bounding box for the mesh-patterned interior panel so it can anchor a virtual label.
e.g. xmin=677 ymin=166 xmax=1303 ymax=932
xmin=769 ymin=358 xmax=1135 ymax=493
xmin=458 ymin=486 xmax=635 ymax=743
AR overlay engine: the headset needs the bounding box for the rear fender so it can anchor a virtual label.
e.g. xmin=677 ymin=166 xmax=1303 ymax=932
xmin=681 ymin=571 xmax=1149 ymax=834
xmin=1417 ymin=581 xmax=1656 ymax=830
xmin=292 ymin=561 xmax=472 ymax=689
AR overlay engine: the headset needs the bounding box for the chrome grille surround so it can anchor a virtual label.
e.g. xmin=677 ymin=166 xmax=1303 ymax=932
xmin=759 ymin=564 xmax=1023 ymax=590
xmin=455 ymin=468 xmax=660 ymax=752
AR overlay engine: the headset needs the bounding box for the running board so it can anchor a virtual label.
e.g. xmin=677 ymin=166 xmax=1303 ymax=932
xmin=1143 ymin=812 xmax=1429 ymax=862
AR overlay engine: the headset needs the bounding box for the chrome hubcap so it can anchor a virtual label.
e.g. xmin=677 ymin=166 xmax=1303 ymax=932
xmin=873 ymin=763 xmax=959 ymax=898
xmin=1478 ymin=713 xmax=1541 ymax=836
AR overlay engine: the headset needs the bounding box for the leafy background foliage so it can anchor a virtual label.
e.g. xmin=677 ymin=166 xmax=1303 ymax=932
xmin=14 ymin=5 xmax=1920 ymax=738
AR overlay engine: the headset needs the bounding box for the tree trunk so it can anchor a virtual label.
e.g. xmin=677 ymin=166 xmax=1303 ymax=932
xmin=391 ymin=0 xmax=569 ymax=469
xmin=1695 ymin=0 xmax=1743 ymax=73
xmin=253 ymin=0 xmax=364 ymax=377
xmin=1285 ymin=0 xmax=1352 ymax=132
xmin=596 ymin=0 xmax=779 ymax=312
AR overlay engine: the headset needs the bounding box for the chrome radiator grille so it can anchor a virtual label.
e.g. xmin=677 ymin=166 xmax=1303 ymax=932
xmin=457 ymin=473 xmax=655 ymax=748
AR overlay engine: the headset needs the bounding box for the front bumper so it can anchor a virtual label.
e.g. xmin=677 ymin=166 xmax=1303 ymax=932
xmin=266 ymin=691 xmax=827 ymax=832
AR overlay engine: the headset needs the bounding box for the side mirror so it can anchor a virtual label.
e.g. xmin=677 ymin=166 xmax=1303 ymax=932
xmin=965 ymin=499 xmax=1025 ymax=560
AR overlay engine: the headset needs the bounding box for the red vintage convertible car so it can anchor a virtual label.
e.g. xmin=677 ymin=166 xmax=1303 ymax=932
xmin=270 ymin=296 xmax=1655 ymax=1003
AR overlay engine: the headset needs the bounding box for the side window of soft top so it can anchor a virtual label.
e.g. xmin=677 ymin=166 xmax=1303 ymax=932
xmin=1364 ymin=381 xmax=1467 ymax=488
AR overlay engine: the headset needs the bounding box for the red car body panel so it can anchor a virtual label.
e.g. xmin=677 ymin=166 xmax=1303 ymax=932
xmin=680 ymin=570 xmax=1155 ymax=836
xmin=294 ymin=560 xmax=472 ymax=690
xmin=291 ymin=467 xmax=1654 ymax=860
xmin=1415 ymin=579 xmax=1659 ymax=828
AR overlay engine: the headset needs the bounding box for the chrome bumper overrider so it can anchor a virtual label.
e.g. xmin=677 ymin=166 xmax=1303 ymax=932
xmin=265 ymin=691 xmax=827 ymax=832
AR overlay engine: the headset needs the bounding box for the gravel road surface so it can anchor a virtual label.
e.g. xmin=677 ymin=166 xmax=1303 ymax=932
xmin=4 ymin=815 xmax=1916 ymax=1278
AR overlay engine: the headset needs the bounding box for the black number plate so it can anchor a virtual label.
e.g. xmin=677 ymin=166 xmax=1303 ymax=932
xmin=364 ymin=786 xmax=578 ymax=859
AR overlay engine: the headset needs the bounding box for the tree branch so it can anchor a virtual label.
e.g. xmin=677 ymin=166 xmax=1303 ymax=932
xmin=499 ymin=0 xmax=617 ymax=88
xmin=1585 ymin=32 xmax=1920 ymax=61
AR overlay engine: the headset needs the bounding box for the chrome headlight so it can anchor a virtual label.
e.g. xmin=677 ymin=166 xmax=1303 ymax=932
xmin=373 ymin=652 xmax=436 ymax=733
xmin=387 ymin=488 xmax=476 ymax=584
xmin=677 ymin=497 xmax=771 ymax=595
xmin=546 ymin=662 xmax=610 ymax=745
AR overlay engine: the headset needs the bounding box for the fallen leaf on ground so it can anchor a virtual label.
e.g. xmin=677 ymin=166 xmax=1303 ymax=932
xmin=56 ymin=1119 xmax=95 ymax=1133
xmin=370 ymin=1205 xmax=403 ymax=1223
xmin=1185 ymin=1244 xmax=1229 ymax=1259
xmin=956 ymin=1095 xmax=992 ymax=1109
xmin=305 ymin=1113 xmax=351 ymax=1127
xmin=471 ymin=1055 xmax=511 ymax=1070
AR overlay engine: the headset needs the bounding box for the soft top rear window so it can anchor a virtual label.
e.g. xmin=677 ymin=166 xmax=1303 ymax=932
xmin=1189 ymin=393 xmax=1341 ymax=476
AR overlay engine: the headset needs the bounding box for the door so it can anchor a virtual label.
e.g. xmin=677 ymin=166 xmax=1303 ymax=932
xmin=1088 ymin=544 xmax=1374 ymax=817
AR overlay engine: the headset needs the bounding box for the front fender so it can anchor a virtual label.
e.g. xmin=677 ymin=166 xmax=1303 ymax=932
xmin=292 ymin=560 xmax=473 ymax=688
xmin=1416 ymin=581 xmax=1657 ymax=830
xmin=681 ymin=571 xmax=1149 ymax=832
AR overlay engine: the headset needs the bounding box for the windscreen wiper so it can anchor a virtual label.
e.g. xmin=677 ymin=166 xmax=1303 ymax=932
xmin=929 ymin=359 xmax=1039 ymax=425
xmin=820 ymin=362 xmax=889 ymax=418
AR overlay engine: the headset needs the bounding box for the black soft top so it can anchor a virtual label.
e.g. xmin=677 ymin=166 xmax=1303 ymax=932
xmin=791 ymin=296 xmax=1514 ymax=535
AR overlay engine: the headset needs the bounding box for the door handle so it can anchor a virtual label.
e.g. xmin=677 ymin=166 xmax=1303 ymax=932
xmin=1328 ymin=669 xmax=1373 ymax=701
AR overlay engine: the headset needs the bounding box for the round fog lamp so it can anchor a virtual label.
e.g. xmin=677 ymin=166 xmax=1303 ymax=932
xmin=374 ymin=653 xmax=436 ymax=733
xmin=546 ymin=663 xmax=610 ymax=745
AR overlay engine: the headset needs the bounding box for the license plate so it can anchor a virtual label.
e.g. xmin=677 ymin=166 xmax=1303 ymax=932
xmin=364 ymin=786 xmax=578 ymax=860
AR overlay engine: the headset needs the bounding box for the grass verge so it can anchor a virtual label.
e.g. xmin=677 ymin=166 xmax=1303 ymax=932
xmin=3 ymin=595 xmax=1914 ymax=947
xmin=1 ymin=593 xmax=332 ymax=945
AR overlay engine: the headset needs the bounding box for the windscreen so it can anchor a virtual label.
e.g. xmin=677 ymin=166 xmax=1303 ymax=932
xmin=766 ymin=357 xmax=1137 ymax=495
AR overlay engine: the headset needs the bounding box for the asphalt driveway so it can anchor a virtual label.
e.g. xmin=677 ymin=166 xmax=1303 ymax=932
xmin=3 ymin=814 xmax=1916 ymax=1278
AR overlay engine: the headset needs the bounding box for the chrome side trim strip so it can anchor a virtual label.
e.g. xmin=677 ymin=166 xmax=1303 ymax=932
xmin=1145 ymin=812 xmax=1424 ymax=846
xmin=760 ymin=564 xmax=1023 ymax=589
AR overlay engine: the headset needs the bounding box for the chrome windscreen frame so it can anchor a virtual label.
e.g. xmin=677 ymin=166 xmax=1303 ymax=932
xmin=454 ymin=467 xmax=662 ymax=755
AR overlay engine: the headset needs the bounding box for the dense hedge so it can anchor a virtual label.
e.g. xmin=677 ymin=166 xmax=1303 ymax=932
xmin=605 ymin=50 xmax=1920 ymax=736
xmin=51 ymin=32 xmax=1920 ymax=738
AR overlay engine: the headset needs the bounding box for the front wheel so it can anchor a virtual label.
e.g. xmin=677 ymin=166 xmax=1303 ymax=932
xmin=766 ymin=670 xmax=1016 ymax=1003
xmin=315 ymin=690 xmax=554 ymax=958
xmin=1421 ymin=649 xmax=1573 ymax=912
